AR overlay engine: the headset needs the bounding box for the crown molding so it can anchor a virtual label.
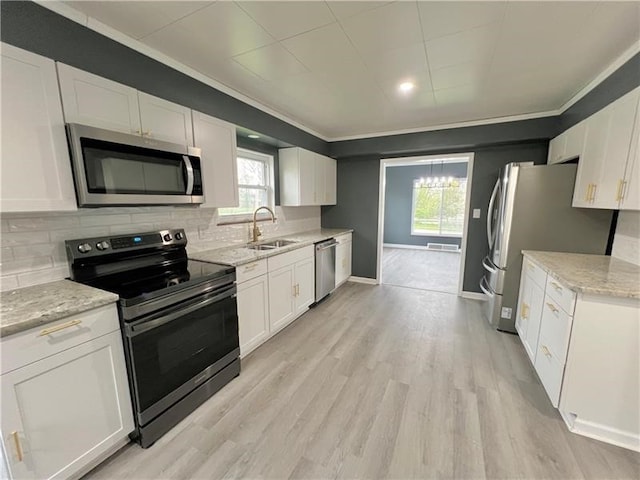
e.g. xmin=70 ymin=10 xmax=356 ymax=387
xmin=35 ymin=1 xmax=330 ymax=141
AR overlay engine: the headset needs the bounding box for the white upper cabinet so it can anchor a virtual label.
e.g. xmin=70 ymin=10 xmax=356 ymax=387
xmin=137 ymin=92 xmax=194 ymax=146
xmin=1 ymin=43 xmax=77 ymax=212
xmin=619 ymin=91 xmax=640 ymax=211
xmin=58 ymin=63 xmax=194 ymax=148
xmin=548 ymin=120 xmax=586 ymax=165
xmin=192 ymin=111 xmax=239 ymax=208
xmin=57 ymin=63 xmax=141 ymax=135
xmin=572 ymin=87 xmax=640 ymax=209
xmin=279 ymin=147 xmax=337 ymax=206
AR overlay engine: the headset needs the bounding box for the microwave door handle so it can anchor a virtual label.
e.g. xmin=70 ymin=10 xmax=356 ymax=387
xmin=487 ymin=179 xmax=500 ymax=248
xmin=183 ymin=155 xmax=194 ymax=195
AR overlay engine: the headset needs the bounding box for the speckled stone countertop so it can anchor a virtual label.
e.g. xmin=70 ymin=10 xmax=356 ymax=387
xmin=190 ymin=228 xmax=353 ymax=266
xmin=522 ymin=251 xmax=640 ymax=299
xmin=0 ymin=280 xmax=119 ymax=338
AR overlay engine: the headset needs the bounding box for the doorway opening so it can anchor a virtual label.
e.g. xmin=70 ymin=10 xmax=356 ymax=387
xmin=377 ymin=154 xmax=474 ymax=295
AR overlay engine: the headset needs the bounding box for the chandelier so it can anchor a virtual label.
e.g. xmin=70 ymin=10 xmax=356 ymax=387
xmin=416 ymin=161 xmax=459 ymax=188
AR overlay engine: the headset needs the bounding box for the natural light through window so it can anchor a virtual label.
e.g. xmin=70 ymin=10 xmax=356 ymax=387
xmin=219 ymin=149 xmax=274 ymax=217
xmin=411 ymin=178 xmax=467 ymax=236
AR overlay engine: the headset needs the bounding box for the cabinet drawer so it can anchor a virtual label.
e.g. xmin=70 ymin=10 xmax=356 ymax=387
xmin=545 ymin=276 xmax=576 ymax=315
xmin=539 ymin=296 xmax=573 ymax=364
xmin=236 ymin=259 xmax=268 ymax=284
xmin=534 ymin=340 xmax=565 ymax=407
xmin=268 ymin=245 xmax=314 ymax=271
xmin=335 ymin=233 xmax=352 ymax=245
xmin=1 ymin=304 xmax=119 ymax=375
xmin=523 ymin=257 xmax=547 ymax=288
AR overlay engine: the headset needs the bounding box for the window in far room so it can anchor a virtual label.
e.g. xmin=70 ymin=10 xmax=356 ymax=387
xmin=411 ymin=177 xmax=467 ymax=236
xmin=218 ymin=148 xmax=274 ymax=218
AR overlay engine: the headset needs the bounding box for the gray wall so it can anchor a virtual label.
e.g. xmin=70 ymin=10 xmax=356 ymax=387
xmin=383 ymin=163 xmax=468 ymax=247
xmin=0 ymin=1 xmax=328 ymax=156
xmin=322 ymin=143 xmax=548 ymax=285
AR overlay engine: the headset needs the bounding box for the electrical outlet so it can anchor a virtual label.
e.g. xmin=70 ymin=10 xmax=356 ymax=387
xmin=473 ymin=208 xmax=481 ymax=219
xmin=501 ymin=307 xmax=512 ymax=319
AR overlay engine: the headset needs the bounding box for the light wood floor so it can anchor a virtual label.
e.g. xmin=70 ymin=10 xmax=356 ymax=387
xmin=86 ymin=283 xmax=639 ymax=479
xmin=382 ymin=247 xmax=460 ymax=294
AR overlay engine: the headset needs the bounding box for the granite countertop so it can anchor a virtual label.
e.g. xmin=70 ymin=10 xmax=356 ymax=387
xmin=1 ymin=280 xmax=119 ymax=338
xmin=522 ymin=251 xmax=640 ymax=299
xmin=190 ymin=228 xmax=353 ymax=266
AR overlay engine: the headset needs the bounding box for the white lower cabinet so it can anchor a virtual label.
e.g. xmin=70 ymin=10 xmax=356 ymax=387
xmin=237 ymin=273 xmax=269 ymax=358
xmin=517 ymin=254 xmax=640 ymax=451
xmin=268 ymin=247 xmax=315 ymax=335
xmin=335 ymin=233 xmax=352 ymax=287
xmin=515 ymin=259 xmax=545 ymax=364
xmin=268 ymin=265 xmax=297 ymax=333
xmin=1 ymin=305 xmax=134 ymax=480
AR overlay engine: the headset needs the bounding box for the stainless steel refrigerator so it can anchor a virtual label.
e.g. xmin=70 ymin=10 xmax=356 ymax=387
xmin=480 ymin=162 xmax=612 ymax=332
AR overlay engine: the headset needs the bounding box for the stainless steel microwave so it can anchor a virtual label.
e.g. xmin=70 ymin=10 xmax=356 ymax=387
xmin=66 ymin=124 xmax=204 ymax=207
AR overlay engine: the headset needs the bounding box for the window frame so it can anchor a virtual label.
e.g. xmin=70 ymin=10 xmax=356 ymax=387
xmin=410 ymin=178 xmax=467 ymax=238
xmin=217 ymin=148 xmax=275 ymax=223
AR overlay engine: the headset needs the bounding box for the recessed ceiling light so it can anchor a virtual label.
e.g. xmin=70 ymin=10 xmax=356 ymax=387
xmin=398 ymin=81 xmax=415 ymax=94
xmin=248 ymin=134 xmax=260 ymax=139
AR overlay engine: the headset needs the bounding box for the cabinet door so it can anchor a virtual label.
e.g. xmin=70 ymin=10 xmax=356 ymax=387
xmin=299 ymin=149 xmax=316 ymax=206
xmin=294 ymin=256 xmax=315 ymax=315
xmin=335 ymin=242 xmax=347 ymax=287
xmin=1 ymin=44 xmax=77 ymax=212
xmin=564 ymin=121 xmax=586 ymax=161
xmin=237 ymin=274 xmax=269 ymax=357
xmin=138 ymin=92 xmax=194 ymax=146
xmin=524 ymin=280 xmax=545 ymax=363
xmin=193 ymin=111 xmax=238 ymax=208
xmin=268 ymin=265 xmax=296 ymax=334
xmin=621 ymin=94 xmax=640 ymax=210
xmin=598 ymin=88 xmax=639 ymax=209
xmin=325 ymin=156 xmax=337 ymax=205
xmin=573 ymin=108 xmax=610 ymax=207
xmin=1 ymin=331 xmax=134 ymax=480
xmin=57 ymin=63 xmax=141 ymax=134
xmin=547 ymin=133 xmax=567 ymax=165
xmin=516 ymin=272 xmax=544 ymax=363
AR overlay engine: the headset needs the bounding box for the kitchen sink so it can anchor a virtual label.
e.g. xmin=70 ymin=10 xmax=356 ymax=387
xmin=246 ymin=239 xmax=298 ymax=250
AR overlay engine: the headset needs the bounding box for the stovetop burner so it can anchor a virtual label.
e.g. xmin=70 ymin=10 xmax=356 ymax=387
xmin=66 ymin=228 xmax=235 ymax=309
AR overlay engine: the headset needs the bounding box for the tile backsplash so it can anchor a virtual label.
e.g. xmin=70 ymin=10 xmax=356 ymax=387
xmin=0 ymin=205 xmax=320 ymax=291
xmin=612 ymin=210 xmax=640 ymax=266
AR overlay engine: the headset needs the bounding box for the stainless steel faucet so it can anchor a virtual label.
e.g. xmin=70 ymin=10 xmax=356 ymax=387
xmin=251 ymin=206 xmax=276 ymax=243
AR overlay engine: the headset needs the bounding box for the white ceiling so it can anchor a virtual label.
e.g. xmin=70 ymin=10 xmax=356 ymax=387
xmin=63 ymin=1 xmax=640 ymax=140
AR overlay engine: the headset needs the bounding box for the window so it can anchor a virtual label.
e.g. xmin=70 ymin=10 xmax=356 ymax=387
xmin=218 ymin=149 xmax=274 ymax=218
xmin=411 ymin=178 xmax=467 ymax=236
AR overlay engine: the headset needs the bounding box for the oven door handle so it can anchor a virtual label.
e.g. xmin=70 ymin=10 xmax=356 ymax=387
xmin=127 ymin=285 xmax=236 ymax=337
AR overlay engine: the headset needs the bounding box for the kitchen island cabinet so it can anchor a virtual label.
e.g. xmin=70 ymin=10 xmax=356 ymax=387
xmin=517 ymin=251 xmax=639 ymax=451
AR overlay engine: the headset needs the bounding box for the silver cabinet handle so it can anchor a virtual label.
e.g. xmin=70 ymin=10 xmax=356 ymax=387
xmin=546 ymin=302 xmax=559 ymax=314
xmin=550 ymin=281 xmax=563 ymax=293
xmin=541 ymin=345 xmax=552 ymax=358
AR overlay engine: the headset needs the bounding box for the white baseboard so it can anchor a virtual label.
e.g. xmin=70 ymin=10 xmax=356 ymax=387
xmin=383 ymin=243 xmax=429 ymax=250
xmin=560 ymin=409 xmax=640 ymax=452
xmin=460 ymin=291 xmax=486 ymax=301
xmin=348 ymin=276 xmax=378 ymax=285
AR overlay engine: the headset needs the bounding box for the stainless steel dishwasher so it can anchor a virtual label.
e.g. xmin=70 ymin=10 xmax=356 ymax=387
xmin=314 ymin=238 xmax=337 ymax=303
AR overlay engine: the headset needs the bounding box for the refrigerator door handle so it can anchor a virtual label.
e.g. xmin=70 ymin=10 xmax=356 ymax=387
xmin=487 ymin=179 xmax=500 ymax=248
xmin=482 ymin=256 xmax=498 ymax=274
xmin=479 ymin=277 xmax=494 ymax=297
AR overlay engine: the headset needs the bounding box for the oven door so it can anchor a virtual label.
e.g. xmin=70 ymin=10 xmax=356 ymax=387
xmin=124 ymin=284 xmax=238 ymax=426
xmin=67 ymin=123 xmax=203 ymax=206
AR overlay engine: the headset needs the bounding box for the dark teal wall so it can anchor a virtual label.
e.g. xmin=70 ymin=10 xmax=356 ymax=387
xmin=383 ymin=163 xmax=468 ymax=247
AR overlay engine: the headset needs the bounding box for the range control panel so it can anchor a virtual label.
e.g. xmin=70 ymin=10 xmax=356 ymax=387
xmin=66 ymin=229 xmax=186 ymax=260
